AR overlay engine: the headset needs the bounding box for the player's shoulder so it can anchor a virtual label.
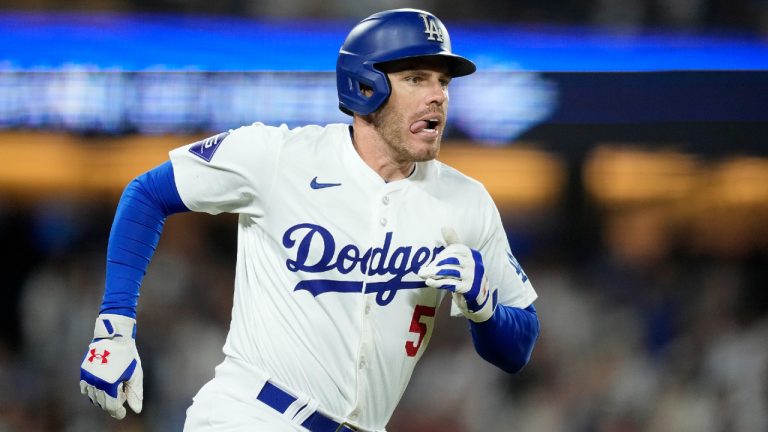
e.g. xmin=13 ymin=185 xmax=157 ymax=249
xmin=419 ymin=159 xmax=501 ymax=248
xmin=432 ymin=159 xmax=480 ymax=184
xmin=414 ymin=159 xmax=497 ymax=217
xmin=428 ymin=159 xmax=491 ymax=200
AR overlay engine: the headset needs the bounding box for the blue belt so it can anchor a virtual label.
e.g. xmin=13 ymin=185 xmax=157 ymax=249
xmin=256 ymin=381 xmax=359 ymax=432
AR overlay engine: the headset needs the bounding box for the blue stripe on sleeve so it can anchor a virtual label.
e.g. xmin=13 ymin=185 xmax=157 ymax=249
xmin=99 ymin=161 xmax=189 ymax=318
xmin=469 ymin=304 xmax=540 ymax=374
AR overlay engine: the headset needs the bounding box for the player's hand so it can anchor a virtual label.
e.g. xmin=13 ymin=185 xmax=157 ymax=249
xmin=418 ymin=227 xmax=497 ymax=322
xmin=80 ymin=314 xmax=143 ymax=419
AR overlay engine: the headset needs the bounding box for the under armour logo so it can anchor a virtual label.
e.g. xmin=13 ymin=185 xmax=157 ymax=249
xmin=419 ymin=14 xmax=444 ymax=42
xmin=88 ymin=348 xmax=110 ymax=364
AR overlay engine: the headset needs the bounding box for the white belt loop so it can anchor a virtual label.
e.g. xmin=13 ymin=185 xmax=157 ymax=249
xmin=283 ymin=392 xmax=309 ymax=421
xmin=291 ymin=399 xmax=319 ymax=426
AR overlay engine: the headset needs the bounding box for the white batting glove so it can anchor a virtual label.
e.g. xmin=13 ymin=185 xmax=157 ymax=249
xmin=418 ymin=227 xmax=498 ymax=322
xmin=80 ymin=314 xmax=143 ymax=419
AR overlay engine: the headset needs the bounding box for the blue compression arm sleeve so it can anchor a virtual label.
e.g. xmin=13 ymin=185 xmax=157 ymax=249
xmin=469 ymin=304 xmax=540 ymax=373
xmin=100 ymin=161 xmax=190 ymax=318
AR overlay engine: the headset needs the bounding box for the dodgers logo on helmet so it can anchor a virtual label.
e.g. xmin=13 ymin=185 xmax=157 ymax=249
xmin=419 ymin=13 xmax=444 ymax=42
xmin=336 ymin=8 xmax=476 ymax=116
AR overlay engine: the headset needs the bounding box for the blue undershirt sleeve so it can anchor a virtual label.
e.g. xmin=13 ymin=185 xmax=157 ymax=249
xmin=99 ymin=161 xmax=190 ymax=318
xmin=469 ymin=304 xmax=540 ymax=373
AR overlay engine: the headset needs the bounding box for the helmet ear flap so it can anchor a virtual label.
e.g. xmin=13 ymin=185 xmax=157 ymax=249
xmin=337 ymin=54 xmax=391 ymax=116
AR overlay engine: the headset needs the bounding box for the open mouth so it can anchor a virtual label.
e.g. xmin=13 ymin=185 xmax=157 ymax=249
xmin=425 ymin=119 xmax=439 ymax=132
xmin=410 ymin=118 xmax=441 ymax=134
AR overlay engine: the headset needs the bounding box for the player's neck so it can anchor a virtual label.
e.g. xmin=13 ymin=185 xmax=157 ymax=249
xmin=350 ymin=122 xmax=415 ymax=183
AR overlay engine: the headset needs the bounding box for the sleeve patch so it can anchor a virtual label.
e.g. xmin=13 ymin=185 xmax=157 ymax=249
xmin=188 ymin=131 xmax=230 ymax=162
xmin=507 ymin=251 xmax=529 ymax=284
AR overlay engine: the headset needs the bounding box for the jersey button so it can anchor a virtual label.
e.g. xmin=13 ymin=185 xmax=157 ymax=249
xmin=382 ymin=195 xmax=390 ymax=205
xmin=359 ymin=359 xmax=366 ymax=369
xmin=350 ymin=410 xmax=359 ymax=420
xmin=364 ymin=304 xmax=371 ymax=314
xmin=379 ymin=217 xmax=387 ymax=226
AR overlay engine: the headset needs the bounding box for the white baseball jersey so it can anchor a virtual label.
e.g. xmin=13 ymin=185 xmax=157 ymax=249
xmin=169 ymin=122 xmax=537 ymax=431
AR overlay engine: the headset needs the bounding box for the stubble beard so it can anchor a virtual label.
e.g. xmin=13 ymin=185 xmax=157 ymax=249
xmin=371 ymin=103 xmax=442 ymax=164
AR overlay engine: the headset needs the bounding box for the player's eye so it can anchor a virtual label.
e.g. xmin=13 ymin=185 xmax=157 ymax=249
xmin=405 ymin=75 xmax=424 ymax=84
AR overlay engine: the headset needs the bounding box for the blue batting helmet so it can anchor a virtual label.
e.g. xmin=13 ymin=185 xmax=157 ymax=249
xmin=336 ymin=9 xmax=476 ymax=116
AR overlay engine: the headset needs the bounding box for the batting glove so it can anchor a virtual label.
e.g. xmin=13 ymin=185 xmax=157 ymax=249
xmin=418 ymin=227 xmax=498 ymax=322
xmin=80 ymin=314 xmax=143 ymax=419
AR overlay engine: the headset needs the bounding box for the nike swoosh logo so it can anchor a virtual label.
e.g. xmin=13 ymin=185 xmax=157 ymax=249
xmin=310 ymin=176 xmax=342 ymax=189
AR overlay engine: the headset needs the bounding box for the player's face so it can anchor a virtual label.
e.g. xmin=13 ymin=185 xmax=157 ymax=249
xmin=370 ymin=58 xmax=451 ymax=163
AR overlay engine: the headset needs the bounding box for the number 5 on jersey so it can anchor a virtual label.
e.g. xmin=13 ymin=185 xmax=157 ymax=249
xmin=405 ymin=305 xmax=436 ymax=357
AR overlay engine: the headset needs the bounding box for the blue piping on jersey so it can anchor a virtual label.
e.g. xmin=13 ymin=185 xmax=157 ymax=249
xmin=100 ymin=161 xmax=189 ymax=318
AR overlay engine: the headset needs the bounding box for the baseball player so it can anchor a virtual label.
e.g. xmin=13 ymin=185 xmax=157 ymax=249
xmin=79 ymin=8 xmax=539 ymax=432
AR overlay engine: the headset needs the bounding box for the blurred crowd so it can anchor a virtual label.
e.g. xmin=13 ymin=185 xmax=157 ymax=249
xmin=2 ymin=0 xmax=768 ymax=33
xmin=0 ymin=181 xmax=765 ymax=431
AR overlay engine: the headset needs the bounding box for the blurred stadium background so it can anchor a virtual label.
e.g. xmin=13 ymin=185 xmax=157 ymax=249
xmin=1 ymin=0 xmax=767 ymax=431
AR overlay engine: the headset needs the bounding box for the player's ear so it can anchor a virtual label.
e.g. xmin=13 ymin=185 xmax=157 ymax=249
xmin=359 ymin=83 xmax=373 ymax=98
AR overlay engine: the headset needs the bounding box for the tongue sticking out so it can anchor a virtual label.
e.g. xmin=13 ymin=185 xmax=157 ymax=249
xmin=410 ymin=120 xmax=429 ymax=133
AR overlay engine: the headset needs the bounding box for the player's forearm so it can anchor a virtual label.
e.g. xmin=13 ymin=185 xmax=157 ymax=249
xmin=100 ymin=161 xmax=189 ymax=318
xmin=469 ymin=304 xmax=539 ymax=373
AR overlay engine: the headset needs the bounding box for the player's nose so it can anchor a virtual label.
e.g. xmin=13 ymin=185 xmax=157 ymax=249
xmin=425 ymin=78 xmax=447 ymax=107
